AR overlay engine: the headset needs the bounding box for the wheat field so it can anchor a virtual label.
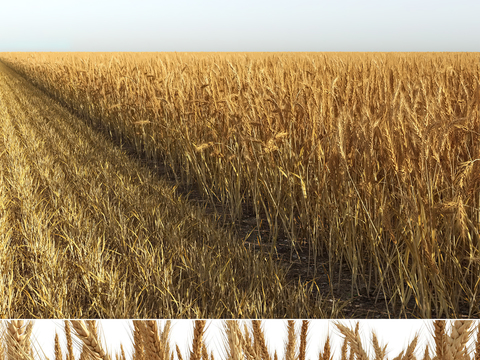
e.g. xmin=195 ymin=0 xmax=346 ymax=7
xmin=1 ymin=320 xmax=480 ymax=360
xmin=0 ymin=52 xmax=479 ymax=318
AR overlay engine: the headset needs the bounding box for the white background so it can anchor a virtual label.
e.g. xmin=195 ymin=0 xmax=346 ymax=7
xmin=24 ymin=319 xmax=479 ymax=360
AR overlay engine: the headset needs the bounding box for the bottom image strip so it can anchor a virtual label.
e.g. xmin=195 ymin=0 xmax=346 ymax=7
xmin=1 ymin=320 xmax=479 ymax=360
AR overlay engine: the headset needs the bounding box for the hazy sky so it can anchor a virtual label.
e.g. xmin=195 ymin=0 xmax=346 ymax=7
xmin=1 ymin=0 xmax=479 ymax=52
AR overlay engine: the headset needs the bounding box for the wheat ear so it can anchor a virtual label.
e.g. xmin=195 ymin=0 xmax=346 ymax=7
xmin=191 ymin=321 xmax=206 ymax=360
xmin=285 ymin=321 xmax=296 ymax=360
xmin=422 ymin=345 xmax=431 ymax=360
xmin=340 ymin=337 xmax=348 ymax=360
xmin=446 ymin=320 xmax=473 ymax=360
xmin=70 ymin=320 xmax=111 ymax=360
xmin=322 ymin=335 xmax=331 ymax=360
xmin=161 ymin=321 xmax=172 ymax=360
xmin=335 ymin=323 xmax=368 ymax=360
xmin=240 ymin=323 xmax=256 ymax=360
xmin=141 ymin=320 xmax=164 ymax=360
xmin=6 ymin=320 xmax=34 ymax=360
xmin=132 ymin=321 xmax=145 ymax=360
xmin=202 ymin=343 xmax=209 ymax=360
xmin=55 ymin=332 xmax=63 ymax=360
xmin=252 ymin=321 xmax=270 ymax=360
xmin=298 ymin=321 xmax=308 ymax=360
xmin=225 ymin=321 xmax=243 ymax=360
xmin=372 ymin=331 xmax=386 ymax=360
xmin=474 ymin=323 xmax=480 ymax=360
xmin=402 ymin=334 xmax=419 ymax=360
xmin=65 ymin=320 xmax=74 ymax=360
xmin=176 ymin=344 xmax=184 ymax=360
xmin=120 ymin=344 xmax=126 ymax=360
xmin=433 ymin=320 xmax=446 ymax=360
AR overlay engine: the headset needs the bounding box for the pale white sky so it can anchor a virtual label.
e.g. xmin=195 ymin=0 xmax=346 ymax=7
xmin=24 ymin=320 xmax=479 ymax=360
xmin=1 ymin=0 xmax=479 ymax=52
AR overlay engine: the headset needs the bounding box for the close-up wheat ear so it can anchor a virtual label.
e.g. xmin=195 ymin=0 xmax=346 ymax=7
xmin=426 ymin=320 xmax=477 ymax=360
xmin=69 ymin=321 xmax=110 ymax=360
xmin=334 ymin=322 xmax=369 ymax=360
xmin=0 ymin=320 xmax=39 ymax=360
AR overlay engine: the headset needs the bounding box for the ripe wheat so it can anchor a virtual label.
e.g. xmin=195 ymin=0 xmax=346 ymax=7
xmin=0 ymin=52 xmax=479 ymax=317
